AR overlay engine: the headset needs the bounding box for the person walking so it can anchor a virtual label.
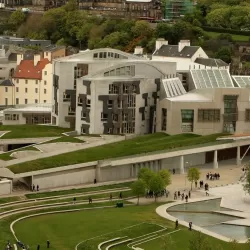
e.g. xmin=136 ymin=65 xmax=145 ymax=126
xmin=109 ymin=193 xmax=112 ymax=201
xmin=189 ymin=222 xmax=192 ymax=231
xmin=185 ymin=195 xmax=188 ymax=202
xmin=188 ymin=191 xmax=191 ymax=198
xmin=73 ymin=197 xmax=76 ymax=204
xmin=37 ymin=244 xmax=40 ymax=250
xmin=47 ymin=240 xmax=50 ymax=248
xmin=36 ymin=185 xmax=39 ymax=192
xmin=175 ymin=219 xmax=178 ymax=229
xmin=195 ymin=181 xmax=197 ymax=188
xmin=88 ymin=196 xmax=92 ymax=204
xmin=119 ymin=192 xmax=122 ymax=199
xmin=32 ymin=184 xmax=35 ymax=192
xmin=174 ymin=191 xmax=177 ymax=200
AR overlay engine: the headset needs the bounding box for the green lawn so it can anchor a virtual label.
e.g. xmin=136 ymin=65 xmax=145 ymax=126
xmin=8 ymin=133 xmax=230 ymax=174
xmin=0 ymin=196 xmax=21 ymax=204
xmin=25 ymin=182 xmax=133 ymax=199
xmin=205 ymin=31 xmax=249 ymax=42
xmin=11 ymin=204 xmax=244 ymax=250
xmin=0 ymin=145 xmax=39 ymax=161
xmin=0 ymin=125 xmax=72 ymax=139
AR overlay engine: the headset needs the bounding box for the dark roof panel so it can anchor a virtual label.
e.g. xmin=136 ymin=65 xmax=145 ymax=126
xmin=195 ymin=58 xmax=228 ymax=67
xmin=0 ymin=79 xmax=14 ymax=86
xmin=153 ymin=45 xmax=200 ymax=58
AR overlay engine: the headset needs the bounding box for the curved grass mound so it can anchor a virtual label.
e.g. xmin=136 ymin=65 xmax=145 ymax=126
xmin=0 ymin=125 xmax=72 ymax=139
xmin=8 ymin=133 xmax=229 ymax=174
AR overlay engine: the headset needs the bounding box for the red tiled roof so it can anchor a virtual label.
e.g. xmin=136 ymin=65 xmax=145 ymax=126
xmin=13 ymin=58 xmax=50 ymax=80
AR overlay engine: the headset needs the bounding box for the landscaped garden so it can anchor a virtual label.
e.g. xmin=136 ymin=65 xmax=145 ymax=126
xmin=8 ymin=133 xmax=231 ymax=174
xmin=0 ymin=125 xmax=72 ymax=139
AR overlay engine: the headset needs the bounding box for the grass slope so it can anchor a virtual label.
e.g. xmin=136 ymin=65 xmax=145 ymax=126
xmin=12 ymin=204 xmax=242 ymax=250
xmin=25 ymin=182 xmax=133 ymax=199
xmin=0 ymin=125 xmax=72 ymax=139
xmin=8 ymin=133 xmax=229 ymax=174
xmin=0 ymin=145 xmax=39 ymax=161
xmin=205 ymin=31 xmax=249 ymax=42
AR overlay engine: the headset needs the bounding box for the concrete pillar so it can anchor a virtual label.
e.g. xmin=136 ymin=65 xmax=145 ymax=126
xmin=179 ymin=155 xmax=184 ymax=174
xmin=213 ymin=150 xmax=218 ymax=169
xmin=158 ymin=160 xmax=162 ymax=171
xmin=95 ymin=165 xmax=101 ymax=182
xmin=237 ymin=146 xmax=241 ymax=166
xmin=131 ymin=165 xmax=134 ymax=178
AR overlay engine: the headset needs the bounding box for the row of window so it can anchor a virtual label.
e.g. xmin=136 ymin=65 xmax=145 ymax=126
xmin=93 ymin=52 xmax=128 ymax=60
xmin=15 ymin=79 xmax=47 ymax=84
xmin=4 ymin=98 xmax=47 ymax=105
xmin=104 ymin=66 xmax=135 ymax=77
xmin=107 ymin=96 xmax=136 ymax=108
xmin=4 ymin=114 xmax=19 ymax=121
xmin=5 ymin=87 xmax=47 ymax=94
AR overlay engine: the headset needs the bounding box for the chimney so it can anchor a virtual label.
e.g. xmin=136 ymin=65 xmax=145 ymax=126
xmin=134 ymin=46 xmax=143 ymax=55
xmin=155 ymin=38 xmax=168 ymax=51
xmin=17 ymin=54 xmax=23 ymax=66
xmin=34 ymin=54 xmax=41 ymax=66
xmin=178 ymin=40 xmax=190 ymax=52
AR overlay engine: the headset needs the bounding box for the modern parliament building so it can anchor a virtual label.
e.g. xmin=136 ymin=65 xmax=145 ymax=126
xmin=52 ymin=40 xmax=250 ymax=136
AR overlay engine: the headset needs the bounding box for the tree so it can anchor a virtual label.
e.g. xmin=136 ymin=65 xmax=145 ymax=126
xmin=158 ymin=169 xmax=171 ymax=187
xmin=132 ymin=20 xmax=153 ymax=38
xmin=187 ymin=168 xmax=201 ymax=190
xmin=215 ymin=47 xmax=233 ymax=64
xmin=138 ymin=168 xmax=154 ymax=189
xmin=131 ymin=179 xmax=146 ymax=205
xmin=8 ymin=10 xmax=26 ymax=29
xmin=149 ymin=174 xmax=165 ymax=202
xmin=243 ymin=166 xmax=250 ymax=194
xmin=189 ymin=231 xmax=212 ymax=250
xmin=161 ymin=234 xmax=175 ymax=250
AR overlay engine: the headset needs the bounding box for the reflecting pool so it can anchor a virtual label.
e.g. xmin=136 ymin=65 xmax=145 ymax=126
xmin=167 ymin=199 xmax=250 ymax=241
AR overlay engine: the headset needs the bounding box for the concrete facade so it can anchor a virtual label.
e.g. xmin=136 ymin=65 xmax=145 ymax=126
xmin=0 ymin=179 xmax=12 ymax=195
xmin=52 ymin=48 xmax=177 ymax=133
xmin=157 ymin=88 xmax=250 ymax=135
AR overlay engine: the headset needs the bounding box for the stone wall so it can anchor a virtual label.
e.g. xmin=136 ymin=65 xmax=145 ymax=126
xmin=0 ymin=179 xmax=12 ymax=195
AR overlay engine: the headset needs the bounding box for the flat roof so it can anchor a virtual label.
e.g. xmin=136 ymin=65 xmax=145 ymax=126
xmin=3 ymin=105 xmax=52 ymax=113
xmin=218 ymin=134 xmax=250 ymax=141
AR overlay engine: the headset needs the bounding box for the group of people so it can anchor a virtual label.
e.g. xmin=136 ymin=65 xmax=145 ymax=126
xmin=175 ymin=219 xmax=192 ymax=231
xmin=174 ymin=190 xmax=191 ymax=202
xmin=206 ymin=172 xmax=220 ymax=181
xmin=146 ymin=189 xmax=169 ymax=199
xmin=31 ymin=184 xmax=39 ymax=192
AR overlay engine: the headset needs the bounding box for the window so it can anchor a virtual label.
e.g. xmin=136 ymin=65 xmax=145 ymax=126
xmin=25 ymin=88 xmax=28 ymax=93
xmin=25 ymin=99 xmax=28 ymax=104
xmin=5 ymin=98 xmax=8 ymax=105
xmin=44 ymin=80 xmax=47 ymax=85
xmin=108 ymin=100 xmax=113 ymax=108
xmin=87 ymin=99 xmax=91 ymax=108
xmin=16 ymin=98 xmax=19 ymax=104
xmin=44 ymin=89 xmax=47 ymax=94
xmin=16 ymin=87 xmax=19 ymax=92
xmin=109 ymin=84 xmax=118 ymax=94
xmin=161 ymin=108 xmax=167 ymax=131
xmin=246 ymin=109 xmax=250 ymax=121
xmin=93 ymin=53 xmax=98 ymax=58
xmin=63 ymin=92 xmax=70 ymax=102
xmin=5 ymin=114 xmax=19 ymax=121
xmin=5 ymin=87 xmax=8 ymax=92
xmin=35 ymin=88 xmax=38 ymax=93
xmin=78 ymin=97 xmax=83 ymax=105
xmin=127 ymin=95 xmax=136 ymax=107
xmin=16 ymin=79 xmax=19 ymax=84
xmin=36 ymin=80 xmax=38 ymax=84
xmin=44 ymin=100 xmax=47 ymax=103
xmin=112 ymin=113 xmax=118 ymax=122
xmin=35 ymin=99 xmax=38 ymax=103
xmin=104 ymin=66 xmax=135 ymax=77
xmin=81 ymin=112 xmax=86 ymax=118
xmin=68 ymin=106 xmax=75 ymax=115
xmin=101 ymin=112 xmax=108 ymax=121
xmin=198 ymin=109 xmax=220 ymax=122
xmin=181 ymin=109 xmax=194 ymax=132
xmin=25 ymin=80 xmax=28 ymax=84
xmin=44 ymin=71 xmax=47 ymax=76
